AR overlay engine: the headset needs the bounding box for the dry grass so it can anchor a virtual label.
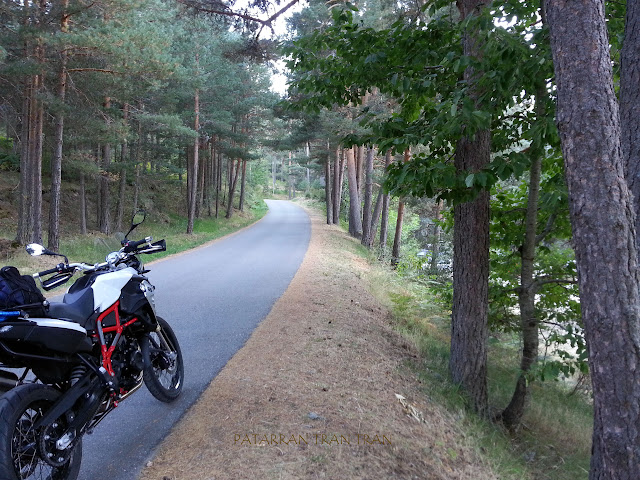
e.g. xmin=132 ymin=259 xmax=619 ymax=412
xmin=139 ymin=205 xmax=498 ymax=480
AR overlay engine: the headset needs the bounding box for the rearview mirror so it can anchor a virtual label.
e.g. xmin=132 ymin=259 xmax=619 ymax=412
xmin=26 ymin=244 xmax=51 ymax=257
xmin=25 ymin=243 xmax=68 ymax=264
xmin=123 ymin=210 xmax=147 ymax=241
xmin=132 ymin=210 xmax=146 ymax=226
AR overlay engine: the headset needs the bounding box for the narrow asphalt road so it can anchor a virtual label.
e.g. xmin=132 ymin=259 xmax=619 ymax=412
xmin=77 ymin=199 xmax=310 ymax=480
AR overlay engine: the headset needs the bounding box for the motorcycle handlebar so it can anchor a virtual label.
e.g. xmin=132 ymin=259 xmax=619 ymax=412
xmin=123 ymin=236 xmax=152 ymax=253
xmin=34 ymin=264 xmax=64 ymax=278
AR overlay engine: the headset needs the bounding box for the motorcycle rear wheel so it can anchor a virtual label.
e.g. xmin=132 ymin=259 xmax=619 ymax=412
xmin=141 ymin=316 xmax=184 ymax=402
xmin=0 ymin=384 xmax=82 ymax=480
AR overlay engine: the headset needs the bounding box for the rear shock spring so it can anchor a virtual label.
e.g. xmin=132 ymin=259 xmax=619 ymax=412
xmin=69 ymin=365 xmax=87 ymax=386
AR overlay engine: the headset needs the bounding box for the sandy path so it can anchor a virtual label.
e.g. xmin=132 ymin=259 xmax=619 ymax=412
xmin=139 ymin=204 xmax=497 ymax=480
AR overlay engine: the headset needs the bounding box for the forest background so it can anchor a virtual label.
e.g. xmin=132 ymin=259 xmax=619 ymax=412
xmin=1 ymin=0 xmax=638 ymax=479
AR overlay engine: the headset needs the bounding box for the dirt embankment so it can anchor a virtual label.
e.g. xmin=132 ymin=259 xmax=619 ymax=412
xmin=139 ymin=205 xmax=497 ymax=480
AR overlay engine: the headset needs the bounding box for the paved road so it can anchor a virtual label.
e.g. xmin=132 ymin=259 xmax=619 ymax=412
xmin=77 ymin=200 xmax=310 ymax=480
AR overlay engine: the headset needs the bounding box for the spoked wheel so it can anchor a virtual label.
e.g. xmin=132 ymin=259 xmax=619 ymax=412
xmin=0 ymin=384 xmax=82 ymax=480
xmin=141 ymin=316 xmax=184 ymax=403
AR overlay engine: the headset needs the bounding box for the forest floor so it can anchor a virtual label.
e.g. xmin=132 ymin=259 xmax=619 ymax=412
xmin=138 ymin=202 xmax=498 ymax=480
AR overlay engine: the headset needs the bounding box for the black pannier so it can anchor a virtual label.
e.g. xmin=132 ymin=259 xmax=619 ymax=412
xmin=0 ymin=266 xmax=46 ymax=316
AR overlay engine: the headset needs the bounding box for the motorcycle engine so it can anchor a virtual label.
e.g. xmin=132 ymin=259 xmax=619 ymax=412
xmin=111 ymin=336 xmax=144 ymax=392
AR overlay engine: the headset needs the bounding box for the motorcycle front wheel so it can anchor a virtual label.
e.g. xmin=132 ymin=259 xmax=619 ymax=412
xmin=141 ymin=316 xmax=184 ymax=402
xmin=0 ymin=384 xmax=82 ymax=480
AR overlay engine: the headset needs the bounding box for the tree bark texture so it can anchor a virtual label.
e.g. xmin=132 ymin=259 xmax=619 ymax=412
xmin=379 ymin=153 xmax=391 ymax=252
xmin=98 ymin=97 xmax=112 ymax=235
xmin=449 ymin=0 xmax=492 ymax=416
xmin=361 ymin=146 xmax=374 ymax=246
xmin=325 ymin=157 xmax=333 ymax=225
xmin=391 ymin=200 xmax=404 ymax=267
xmin=546 ymin=1 xmax=640 ymax=478
xmin=333 ymin=147 xmax=341 ymax=224
xmin=79 ymin=173 xmax=87 ymax=235
xmin=621 ymin=0 xmax=640 ymax=251
xmin=116 ymin=104 xmax=129 ymax=232
xmin=48 ymin=0 xmax=69 ymax=251
xmin=187 ymin=87 xmax=200 ymax=234
xmin=366 ymin=150 xmax=392 ymax=249
xmin=226 ymin=159 xmax=241 ymax=219
xmin=429 ymin=199 xmax=444 ymax=273
xmin=500 ymin=137 xmax=543 ymax=430
xmin=346 ymin=147 xmax=363 ymax=238
xmin=239 ymin=159 xmax=247 ymax=212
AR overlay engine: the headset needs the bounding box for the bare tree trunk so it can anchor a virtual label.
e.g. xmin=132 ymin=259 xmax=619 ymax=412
xmin=332 ymin=147 xmax=341 ymax=224
xmin=546 ymin=1 xmax=640 ymax=477
xmin=215 ymin=149 xmax=221 ymax=218
xmin=288 ymin=154 xmax=294 ymax=200
xmin=325 ymin=157 xmax=333 ymax=225
xmin=449 ymin=0 xmax=492 ymax=416
xmin=116 ymin=104 xmax=129 ymax=232
xmin=30 ymin=66 xmax=44 ymax=244
xmin=367 ymin=151 xmax=392 ymax=249
xmin=272 ymin=160 xmax=276 ymax=194
xmin=430 ymin=199 xmax=444 ymax=273
xmin=239 ymin=159 xmax=247 ymax=212
xmin=361 ymin=146 xmax=374 ymax=246
xmin=391 ymin=200 xmax=404 ymax=267
xmin=226 ymin=159 xmax=241 ymax=219
xmin=79 ymin=172 xmax=87 ymax=234
xmin=346 ymin=147 xmax=362 ymax=238
xmin=48 ymin=1 xmax=69 ymax=251
xmin=16 ymin=77 xmax=32 ymax=244
xmin=621 ymin=0 xmax=640 ymax=248
xmin=98 ymin=97 xmax=112 ymax=235
xmin=187 ymin=85 xmax=199 ymax=234
xmin=195 ymin=139 xmax=205 ymax=219
xmin=500 ymin=139 xmax=543 ymax=431
xmin=356 ymin=145 xmax=364 ymax=203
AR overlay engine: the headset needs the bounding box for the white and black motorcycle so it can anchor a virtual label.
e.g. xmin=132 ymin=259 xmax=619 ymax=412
xmin=0 ymin=212 xmax=184 ymax=480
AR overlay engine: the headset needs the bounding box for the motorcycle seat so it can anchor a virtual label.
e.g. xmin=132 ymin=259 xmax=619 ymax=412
xmin=47 ymin=287 xmax=95 ymax=330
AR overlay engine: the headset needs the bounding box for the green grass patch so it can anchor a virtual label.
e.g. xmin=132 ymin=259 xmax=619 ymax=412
xmin=383 ymin=278 xmax=592 ymax=480
xmin=1 ymin=203 xmax=268 ymax=276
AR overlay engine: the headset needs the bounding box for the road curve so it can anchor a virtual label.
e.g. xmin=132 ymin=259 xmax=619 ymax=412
xmin=77 ymin=199 xmax=310 ymax=480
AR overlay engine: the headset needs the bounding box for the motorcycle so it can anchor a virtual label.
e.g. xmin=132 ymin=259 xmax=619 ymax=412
xmin=0 ymin=212 xmax=184 ymax=480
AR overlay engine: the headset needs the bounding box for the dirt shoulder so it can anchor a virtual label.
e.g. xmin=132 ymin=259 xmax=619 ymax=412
xmin=139 ymin=204 xmax=497 ymax=480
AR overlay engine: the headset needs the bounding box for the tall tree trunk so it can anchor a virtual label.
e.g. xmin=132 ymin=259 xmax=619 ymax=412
xmin=239 ymin=159 xmax=247 ymax=212
xmin=430 ymin=199 xmax=444 ymax=273
xmin=500 ymin=138 xmax=543 ymax=431
xmin=346 ymin=147 xmax=363 ymax=238
xmin=621 ymin=0 xmax=640 ymax=247
xmin=187 ymin=86 xmax=199 ymax=234
xmin=449 ymin=0 xmax=492 ymax=416
xmin=332 ymin=147 xmax=341 ymax=224
xmin=391 ymin=200 xmax=404 ymax=266
xmin=288 ymin=153 xmax=294 ymax=200
xmin=272 ymin=160 xmax=276 ymax=194
xmin=325 ymin=157 xmax=333 ymax=225
xmin=30 ymin=67 xmax=44 ymax=244
xmin=379 ymin=151 xmax=392 ymax=253
xmin=195 ymin=139 xmax=205 ymax=219
xmin=215 ymin=149 xmax=222 ymax=218
xmin=366 ymin=150 xmax=392 ymax=248
xmin=16 ymin=77 xmax=33 ymax=244
xmin=79 ymin=172 xmax=87 ymax=234
xmin=361 ymin=147 xmax=375 ymax=246
xmin=546 ymin=1 xmax=640 ymax=478
xmin=116 ymin=104 xmax=129 ymax=232
xmin=98 ymin=97 xmax=112 ymax=235
xmin=48 ymin=1 xmax=69 ymax=251
xmin=226 ymin=159 xmax=241 ymax=219
xmin=356 ymin=145 xmax=364 ymax=203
